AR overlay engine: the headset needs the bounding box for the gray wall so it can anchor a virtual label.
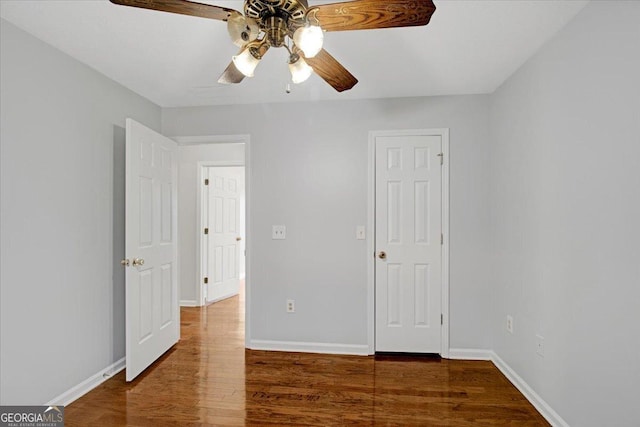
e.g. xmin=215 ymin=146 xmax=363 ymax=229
xmin=488 ymin=2 xmax=640 ymax=426
xmin=0 ymin=20 xmax=161 ymax=404
xmin=177 ymin=143 xmax=245 ymax=303
xmin=163 ymin=95 xmax=492 ymax=350
xmin=7 ymin=2 xmax=636 ymax=422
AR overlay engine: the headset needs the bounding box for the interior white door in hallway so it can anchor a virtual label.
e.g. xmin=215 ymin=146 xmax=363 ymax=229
xmin=203 ymin=166 xmax=243 ymax=304
xmin=124 ymin=118 xmax=179 ymax=381
xmin=375 ymin=133 xmax=443 ymax=353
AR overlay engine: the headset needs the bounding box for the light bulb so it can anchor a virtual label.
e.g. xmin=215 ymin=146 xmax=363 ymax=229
xmin=293 ymin=25 xmax=324 ymax=58
xmin=232 ymin=48 xmax=260 ymax=78
xmin=289 ymin=56 xmax=313 ymax=84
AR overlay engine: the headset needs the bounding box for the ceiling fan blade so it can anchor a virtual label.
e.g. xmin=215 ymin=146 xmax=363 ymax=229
xmin=109 ymin=0 xmax=240 ymax=22
xmin=312 ymin=0 xmax=436 ymax=32
xmin=218 ymin=61 xmax=246 ymax=85
xmin=305 ymin=49 xmax=358 ymax=92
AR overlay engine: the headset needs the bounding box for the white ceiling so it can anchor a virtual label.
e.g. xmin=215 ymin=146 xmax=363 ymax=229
xmin=0 ymin=0 xmax=588 ymax=107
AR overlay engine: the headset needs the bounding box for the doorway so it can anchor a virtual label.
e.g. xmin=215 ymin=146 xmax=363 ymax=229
xmin=368 ymin=129 xmax=450 ymax=357
xmin=172 ymin=135 xmax=249 ymax=316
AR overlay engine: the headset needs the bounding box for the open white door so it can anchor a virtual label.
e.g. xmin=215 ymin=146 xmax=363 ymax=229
xmin=204 ymin=167 xmax=243 ymax=303
xmin=375 ymin=133 xmax=443 ymax=353
xmin=125 ymin=118 xmax=179 ymax=381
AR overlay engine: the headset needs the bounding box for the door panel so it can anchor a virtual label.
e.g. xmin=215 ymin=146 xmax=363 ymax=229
xmin=205 ymin=167 xmax=243 ymax=303
xmin=125 ymin=119 xmax=179 ymax=381
xmin=375 ymin=134 xmax=442 ymax=353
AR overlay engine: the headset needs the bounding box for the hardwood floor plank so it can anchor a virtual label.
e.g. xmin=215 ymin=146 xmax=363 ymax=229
xmin=65 ymin=288 xmax=549 ymax=426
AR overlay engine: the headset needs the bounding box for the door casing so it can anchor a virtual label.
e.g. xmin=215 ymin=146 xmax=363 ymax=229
xmin=367 ymin=129 xmax=450 ymax=357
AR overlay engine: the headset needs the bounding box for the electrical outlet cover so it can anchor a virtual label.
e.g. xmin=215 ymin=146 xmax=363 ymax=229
xmin=536 ymin=335 xmax=544 ymax=357
xmin=272 ymin=225 xmax=286 ymax=240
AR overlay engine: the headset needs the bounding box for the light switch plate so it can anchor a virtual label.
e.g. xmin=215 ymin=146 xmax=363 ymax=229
xmin=356 ymin=226 xmax=366 ymax=240
xmin=272 ymin=225 xmax=286 ymax=240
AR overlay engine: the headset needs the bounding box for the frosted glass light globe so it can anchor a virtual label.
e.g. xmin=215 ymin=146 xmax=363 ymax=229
xmin=232 ymin=48 xmax=260 ymax=77
xmin=289 ymin=56 xmax=313 ymax=84
xmin=293 ymin=25 xmax=324 ymax=58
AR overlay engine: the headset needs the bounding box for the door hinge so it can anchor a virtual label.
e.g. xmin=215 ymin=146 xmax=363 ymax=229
xmin=204 ymin=228 xmax=209 ymax=235
xmin=437 ymin=152 xmax=444 ymax=165
xmin=441 ymin=314 xmax=443 ymax=325
xmin=204 ymin=179 xmax=209 ymax=186
xmin=441 ymin=233 xmax=444 ymax=245
xmin=204 ymin=277 xmax=208 ymax=284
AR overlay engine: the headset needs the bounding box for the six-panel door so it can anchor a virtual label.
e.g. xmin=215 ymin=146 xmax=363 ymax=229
xmin=375 ymin=134 xmax=443 ymax=353
xmin=125 ymin=119 xmax=179 ymax=381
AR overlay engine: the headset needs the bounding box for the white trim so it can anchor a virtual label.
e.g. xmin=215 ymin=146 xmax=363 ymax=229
xmin=249 ymin=340 xmax=370 ymax=356
xmin=204 ymin=292 xmax=238 ymax=305
xmin=45 ymin=357 xmax=125 ymax=406
xmin=366 ymin=136 xmax=376 ymax=355
xmin=196 ymin=159 xmax=246 ymax=306
xmin=491 ymin=352 xmax=570 ymax=427
xmin=367 ymin=128 xmax=450 ymax=357
xmin=173 ymin=134 xmax=250 ymax=146
xmin=448 ymin=348 xmax=493 ymax=360
xmin=446 ymin=349 xmax=569 ymax=426
xmin=180 ymin=299 xmax=199 ymax=307
xmin=244 ymin=140 xmax=252 ymax=349
xmin=440 ymin=129 xmax=450 ymax=358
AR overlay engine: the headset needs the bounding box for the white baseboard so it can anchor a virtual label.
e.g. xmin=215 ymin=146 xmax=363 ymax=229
xmin=447 ymin=348 xmax=568 ymax=426
xmin=205 ymin=292 xmax=239 ymax=305
xmin=249 ymin=339 xmax=370 ymax=356
xmin=448 ymin=348 xmax=493 ymax=360
xmin=180 ymin=299 xmax=199 ymax=307
xmin=40 ymin=344 xmax=566 ymax=427
xmin=491 ymin=352 xmax=569 ymax=427
xmin=45 ymin=357 xmax=125 ymax=406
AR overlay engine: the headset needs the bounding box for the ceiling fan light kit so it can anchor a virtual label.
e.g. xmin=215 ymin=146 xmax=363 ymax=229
xmin=109 ymin=0 xmax=437 ymax=92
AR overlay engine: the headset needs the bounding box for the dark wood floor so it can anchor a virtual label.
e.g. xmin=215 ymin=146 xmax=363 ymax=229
xmin=66 ymin=287 xmax=549 ymax=426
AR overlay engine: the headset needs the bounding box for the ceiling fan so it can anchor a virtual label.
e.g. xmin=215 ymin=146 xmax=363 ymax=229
xmin=109 ymin=0 xmax=436 ymax=92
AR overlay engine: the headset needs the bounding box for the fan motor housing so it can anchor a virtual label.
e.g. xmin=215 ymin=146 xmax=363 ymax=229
xmin=244 ymin=0 xmax=307 ymax=31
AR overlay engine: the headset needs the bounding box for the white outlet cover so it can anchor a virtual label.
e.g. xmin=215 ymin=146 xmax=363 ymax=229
xmin=506 ymin=315 xmax=514 ymax=334
xmin=272 ymin=225 xmax=286 ymax=240
xmin=356 ymin=226 xmax=366 ymax=240
xmin=536 ymin=335 xmax=545 ymax=357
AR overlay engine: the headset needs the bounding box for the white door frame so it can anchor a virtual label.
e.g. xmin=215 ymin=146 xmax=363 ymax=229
xmin=367 ymin=128 xmax=450 ymax=357
xmin=172 ymin=135 xmax=251 ymax=344
xmin=197 ymin=161 xmax=245 ymax=306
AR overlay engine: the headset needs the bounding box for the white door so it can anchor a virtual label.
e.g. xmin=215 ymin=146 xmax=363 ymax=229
xmin=375 ymin=134 xmax=442 ymax=353
xmin=204 ymin=167 xmax=242 ymax=303
xmin=125 ymin=118 xmax=179 ymax=381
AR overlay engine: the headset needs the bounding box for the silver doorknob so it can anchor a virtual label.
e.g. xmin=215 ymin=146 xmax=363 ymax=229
xmin=132 ymin=258 xmax=145 ymax=266
xmin=378 ymin=251 xmax=387 ymax=260
xmin=121 ymin=259 xmax=130 ymax=267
